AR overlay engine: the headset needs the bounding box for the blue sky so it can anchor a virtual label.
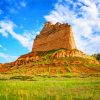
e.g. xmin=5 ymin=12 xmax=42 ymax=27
xmin=0 ymin=0 xmax=100 ymax=63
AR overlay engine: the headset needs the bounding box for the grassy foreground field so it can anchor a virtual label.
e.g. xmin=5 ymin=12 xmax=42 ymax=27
xmin=0 ymin=76 xmax=100 ymax=100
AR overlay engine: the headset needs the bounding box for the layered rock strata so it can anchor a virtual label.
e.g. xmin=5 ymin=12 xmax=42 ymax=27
xmin=32 ymin=22 xmax=77 ymax=51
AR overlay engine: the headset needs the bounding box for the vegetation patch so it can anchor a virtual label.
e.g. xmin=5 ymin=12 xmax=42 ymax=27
xmin=10 ymin=76 xmax=35 ymax=81
xmin=92 ymin=53 xmax=100 ymax=61
xmin=0 ymin=78 xmax=8 ymax=81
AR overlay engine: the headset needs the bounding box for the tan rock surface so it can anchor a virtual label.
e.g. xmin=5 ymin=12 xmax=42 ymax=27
xmin=32 ymin=22 xmax=77 ymax=51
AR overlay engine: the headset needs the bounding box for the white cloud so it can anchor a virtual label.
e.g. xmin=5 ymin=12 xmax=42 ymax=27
xmin=44 ymin=0 xmax=100 ymax=54
xmin=0 ymin=45 xmax=2 ymax=48
xmin=0 ymin=52 xmax=17 ymax=63
xmin=20 ymin=2 xmax=26 ymax=7
xmin=0 ymin=20 xmax=35 ymax=51
xmin=0 ymin=44 xmax=7 ymax=51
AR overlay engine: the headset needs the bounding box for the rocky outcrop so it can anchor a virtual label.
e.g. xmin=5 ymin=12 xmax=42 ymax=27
xmin=32 ymin=22 xmax=77 ymax=51
xmin=51 ymin=49 xmax=88 ymax=58
xmin=51 ymin=49 xmax=99 ymax=64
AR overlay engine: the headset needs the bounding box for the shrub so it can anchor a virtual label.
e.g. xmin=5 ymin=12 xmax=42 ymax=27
xmin=10 ymin=76 xmax=35 ymax=81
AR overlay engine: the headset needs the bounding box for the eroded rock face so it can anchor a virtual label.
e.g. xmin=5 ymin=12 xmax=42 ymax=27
xmin=0 ymin=63 xmax=3 ymax=68
xmin=32 ymin=22 xmax=77 ymax=52
xmin=51 ymin=49 xmax=88 ymax=58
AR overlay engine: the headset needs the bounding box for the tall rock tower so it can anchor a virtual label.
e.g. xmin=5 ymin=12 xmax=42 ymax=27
xmin=32 ymin=22 xmax=76 ymax=52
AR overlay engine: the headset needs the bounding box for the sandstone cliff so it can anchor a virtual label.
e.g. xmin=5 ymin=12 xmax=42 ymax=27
xmin=32 ymin=22 xmax=77 ymax=51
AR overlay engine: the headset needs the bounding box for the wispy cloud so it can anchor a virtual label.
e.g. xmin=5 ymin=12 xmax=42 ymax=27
xmin=0 ymin=52 xmax=17 ymax=63
xmin=44 ymin=0 xmax=100 ymax=54
xmin=20 ymin=1 xmax=26 ymax=7
xmin=0 ymin=44 xmax=7 ymax=51
xmin=0 ymin=45 xmax=2 ymax=48
xmin=0 ymin=0 xmax=27 ymax=15
xmin=0 ymin=9 xmax=3 ymax=15
xmin=0 ymin=20 xmax=35 ymax=51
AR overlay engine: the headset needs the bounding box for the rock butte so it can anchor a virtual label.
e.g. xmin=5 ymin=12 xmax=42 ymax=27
xmin=11 ymin=22 xmax=98 ymax=64
xmin=0 ymin=22 xmax=93 ymax=66
xmin=32 ymin=22 xmax=77 ymax=52
xmin=0 ymin=22 xmax=99 ymax=73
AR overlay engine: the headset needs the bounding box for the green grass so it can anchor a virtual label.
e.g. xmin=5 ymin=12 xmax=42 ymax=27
xmin=0 ymin=77 xmax=100 ymax=100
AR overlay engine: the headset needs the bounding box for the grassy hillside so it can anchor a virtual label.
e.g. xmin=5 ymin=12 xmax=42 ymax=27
xmin=0 ymin=49 xmax=99 ymax=77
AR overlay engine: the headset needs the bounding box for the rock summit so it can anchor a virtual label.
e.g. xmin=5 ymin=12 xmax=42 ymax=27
xmin=32 ymin=22 xmax=77 ymax=52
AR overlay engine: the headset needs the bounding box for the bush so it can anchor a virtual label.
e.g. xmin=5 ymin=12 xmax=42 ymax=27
xmin=0 ymin=78 xmax=8 ymax=81
xmin=92 ymin=53 xmax=100 ymax=60
xmin=10 ymin=76 xmax=35 ymax=81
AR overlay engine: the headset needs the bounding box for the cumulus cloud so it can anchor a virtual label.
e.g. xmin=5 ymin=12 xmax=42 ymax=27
xmin=0 ymin=20 xmax=34 ymax=50
xmin=0 ymin=52 xmax=17 ymax=63
xmin=44 ymin=0 xmax=100 ymax=54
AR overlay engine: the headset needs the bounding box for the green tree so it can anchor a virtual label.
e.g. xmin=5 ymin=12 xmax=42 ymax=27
xmin=92 ymin=53 xmax=100 ymax=60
